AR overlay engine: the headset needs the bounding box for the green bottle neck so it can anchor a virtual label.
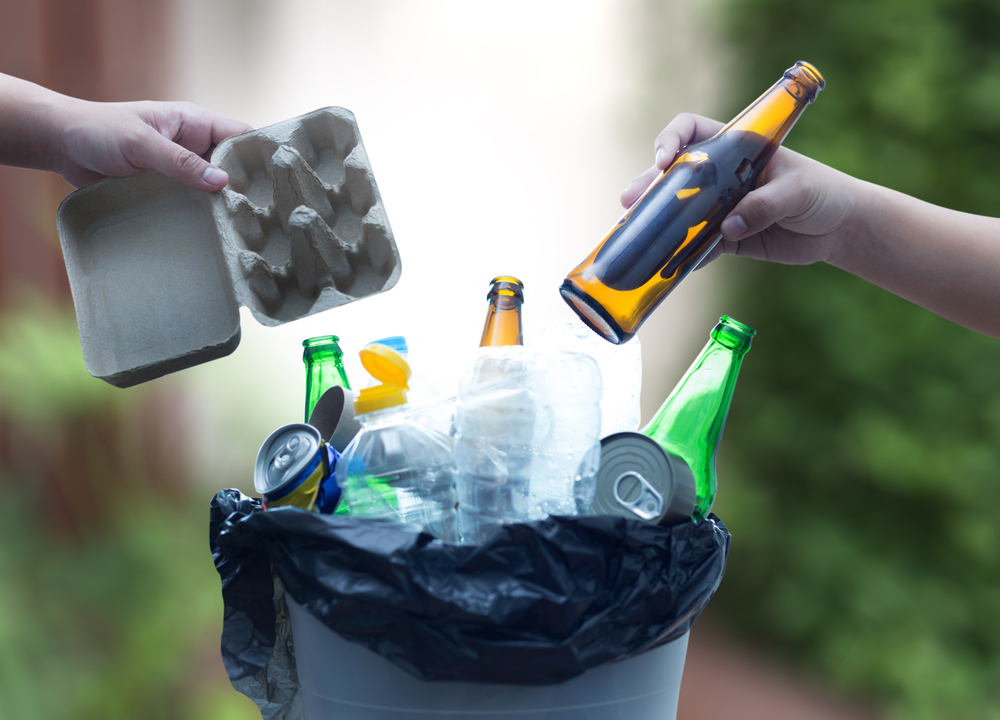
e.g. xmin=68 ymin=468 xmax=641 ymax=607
xmin=303 ymin=336 xmax=345 ymax=366
xmin=643 ymin=340 xmax=748 ymax=455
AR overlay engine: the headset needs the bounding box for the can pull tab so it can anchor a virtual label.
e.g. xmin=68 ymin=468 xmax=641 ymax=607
xmin=272 ymin=435 xmax=302 ymax=471
xmin=613 ymin=471 xmax=664 ymax=521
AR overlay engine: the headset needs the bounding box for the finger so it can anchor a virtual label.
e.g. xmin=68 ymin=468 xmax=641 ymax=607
xmin=157 ymin=102 xmax=253 ymax=158
xmin=693 ymin=241 xmax=725 ymax=269
xmin=208 ymin=114 xmax=254 ymax=146
xmin=653 ymin=114 xmax=725 ymax=170
xmin=132 ymin=127 xmax=230 ymax=191
xmin=620 ymin=165 xmax=661 ymax=208
xmin=719 ymin=174 xmax=811 ymax=242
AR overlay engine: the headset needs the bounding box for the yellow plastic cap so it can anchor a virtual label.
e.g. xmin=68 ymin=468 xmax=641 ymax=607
xmin=360 ymin=344 xmax=411 ymax=388
xmin=354 ymin=383 xmax=409 ymax=415
xmin=354 ymin=344 xmax=412 ymax=415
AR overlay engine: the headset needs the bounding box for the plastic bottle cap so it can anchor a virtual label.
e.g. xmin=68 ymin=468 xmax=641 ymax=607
xmin=354 ymin=344 xmax=411 ymax=415
xmin=354 ymin=383 xmax=409 ymax=415
xmin=366 ymin=336 xmax=409 ymax=357
xmin=360 ymin=344 xmax=411 ymax=388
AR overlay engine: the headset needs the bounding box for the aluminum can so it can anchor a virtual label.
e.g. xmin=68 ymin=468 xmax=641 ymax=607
xmin=590 ymin=431 xmax=696 ymax=525
xmin=255 ymin=423 xmax=329 ymax=511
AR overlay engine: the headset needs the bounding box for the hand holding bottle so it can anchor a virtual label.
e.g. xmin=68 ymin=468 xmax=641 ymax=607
xmin=630 ymin=110 xmax=1000 ymax=339
xmin=622 ymin=113 xmax=860 ymax=269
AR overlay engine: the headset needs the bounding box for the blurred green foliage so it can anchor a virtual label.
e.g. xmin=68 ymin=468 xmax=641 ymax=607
xmin=0 ymin=300 xmax=256 ymax=720
xmin=709 ymin=0 xmax=1000 ymax=718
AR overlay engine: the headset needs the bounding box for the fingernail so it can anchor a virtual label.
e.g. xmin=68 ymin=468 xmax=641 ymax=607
xmin=655 ymin=147 xmax=668 ymax=166
xmin=202 ymin=166 xmax=228 ymax=187
xmin=721 ymin=214 xmax=748 ymax=239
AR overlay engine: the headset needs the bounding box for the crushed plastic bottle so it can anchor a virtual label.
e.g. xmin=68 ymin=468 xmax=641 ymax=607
xmin=454 ymin=347 xmax=601 ymax=543
xmin=525 ymin=317 xmax=641 ymax=437
xmin=335 ymin=344 xmax=457 ymax=541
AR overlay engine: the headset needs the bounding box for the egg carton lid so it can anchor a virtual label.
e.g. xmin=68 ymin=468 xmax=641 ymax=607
xmin=56 ymin=107 xmax=401 ymax=388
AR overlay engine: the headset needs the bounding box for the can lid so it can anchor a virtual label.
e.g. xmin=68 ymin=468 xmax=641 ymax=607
xmin=591 ymin=432 xmax=696 ymax=524
xmin=255 ymin=423 xmax=323 ymax=495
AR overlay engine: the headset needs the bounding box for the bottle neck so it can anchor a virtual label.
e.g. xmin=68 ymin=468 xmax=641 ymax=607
xmin=480 ymin=277 xmax=524 ymax=347
xmin=716 ymin=61 xmax=825 ymax=150
xmin=643 ymin=318 xmax=754 ymax=457
xmin=303 ymin=336 xmax=344 ymax=366
xmin=480 ymin=298 xmax=523 ymax=346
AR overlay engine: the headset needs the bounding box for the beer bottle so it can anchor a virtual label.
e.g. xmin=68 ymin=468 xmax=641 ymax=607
xmin=479 ymin=276 xmax=525 ymax=346
xmin=641 ymin=316 xmax=755 ymax=519
xmin=561 ymin=61 xmax=824 ymax=344
xmin=303 ymin=335 xmax=351 ymax=421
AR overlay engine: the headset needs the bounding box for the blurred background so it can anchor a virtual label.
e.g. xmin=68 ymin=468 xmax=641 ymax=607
xmin=1 ymin=0 xmax=999 ymax=718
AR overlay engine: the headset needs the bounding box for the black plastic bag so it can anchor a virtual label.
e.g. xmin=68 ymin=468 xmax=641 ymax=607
xmin=210 ymin=488 xmax=729 ymax=687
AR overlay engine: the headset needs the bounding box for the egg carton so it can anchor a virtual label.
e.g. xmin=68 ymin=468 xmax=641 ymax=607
xmin=57 ymin=107 xmax=401 ymax=388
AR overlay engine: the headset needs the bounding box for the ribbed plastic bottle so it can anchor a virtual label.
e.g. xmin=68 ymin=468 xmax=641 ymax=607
xmin=335 ymin=344 xmax=457 ymax=541
xmin=641 ymin=316 xmax=755 ymax=519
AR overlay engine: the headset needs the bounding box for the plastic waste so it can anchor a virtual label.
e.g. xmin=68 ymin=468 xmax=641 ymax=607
xmin=364 ymin=335 xmax=441 ymax=407
xmin=525 ymin=317 xmax=642 ymax=437
xmin=335 ymin=344 xmax=457 ymax=541
xmin=454 ymin=347 xmax=601 ymax=543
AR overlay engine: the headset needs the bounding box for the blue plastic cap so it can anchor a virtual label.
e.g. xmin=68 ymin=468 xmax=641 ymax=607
xmin=367 ymin=336 xmax=408 ymax=357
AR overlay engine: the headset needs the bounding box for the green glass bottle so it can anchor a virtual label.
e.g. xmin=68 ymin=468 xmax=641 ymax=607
xmin=641 ymin=316 xmax=755 ymax=519
xmin=303 ymin=335 xmax=351 ymax=422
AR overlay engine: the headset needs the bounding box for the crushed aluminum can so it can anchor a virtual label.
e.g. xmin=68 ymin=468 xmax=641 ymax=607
xmin=255 ymin=423 xmax=334 ymax=511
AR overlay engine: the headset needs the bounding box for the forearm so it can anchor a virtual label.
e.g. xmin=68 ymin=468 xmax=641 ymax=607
xmin=831 ymin=179 xmax=1000 ymax=337
xmin=0 ymin=73 xmax=76 ymax=173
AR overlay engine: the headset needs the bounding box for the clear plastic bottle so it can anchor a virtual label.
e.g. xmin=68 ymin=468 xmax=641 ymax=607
xmin=335 ymin=344 xmax=457 ymax=541
xmin=454 ymin=349 xmax=536 ymax=543
xmin=454 ymin=347 xmax=601 ymax=543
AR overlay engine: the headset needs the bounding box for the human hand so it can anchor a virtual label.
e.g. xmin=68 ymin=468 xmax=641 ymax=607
xmin=55 ymin=98 xmax=253 ymax=191
xmin=621 ymin=113 xmax=861 ymax=267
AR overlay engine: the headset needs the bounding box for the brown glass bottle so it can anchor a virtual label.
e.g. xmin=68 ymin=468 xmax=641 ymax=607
xmin=479 ymin=276 xmax=524 ymax=346
xmin=560 ymin=61 xmax=825 ymax=344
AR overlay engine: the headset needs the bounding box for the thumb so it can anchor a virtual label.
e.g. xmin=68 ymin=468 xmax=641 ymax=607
xmin=136 ymin=129 xmax=229 ymax=192
xmin=720 ymin=177 xmax=802 ymax=241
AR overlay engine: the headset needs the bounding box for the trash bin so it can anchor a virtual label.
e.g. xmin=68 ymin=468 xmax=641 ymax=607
xmin=211 ymin=490 xmax=730 ymax=720
xmin=288 ymin=596 xmax=689 ymax=719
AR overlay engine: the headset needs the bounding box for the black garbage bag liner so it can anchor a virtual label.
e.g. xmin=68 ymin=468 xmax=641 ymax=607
xmin=210 ymin=488 xmax=730 ymax=687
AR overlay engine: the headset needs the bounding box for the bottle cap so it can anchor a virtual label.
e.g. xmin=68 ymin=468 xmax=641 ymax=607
xmin=354 ymin=344 xmax=411 ymax=415
xmin=360 ymin=344 xmax=411 ymax=387
xmin=367 ymin=335 xmax=409 ymax=357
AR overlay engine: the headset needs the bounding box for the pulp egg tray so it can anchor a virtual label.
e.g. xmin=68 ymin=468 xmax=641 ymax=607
xmin=56 ymin=107 xmax=401 ymax=387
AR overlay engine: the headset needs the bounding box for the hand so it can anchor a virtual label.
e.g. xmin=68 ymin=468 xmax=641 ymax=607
xmin=56 ymin=98 xmax=253 ymax=191
xmin=621 ymin=113 xmax=862 ymax=268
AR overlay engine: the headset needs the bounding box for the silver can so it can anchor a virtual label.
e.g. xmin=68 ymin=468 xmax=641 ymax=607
xmin=590 ymin=432 xmax=696 ymax=525
xmin=255 ymin=423 xmax=326 ymax=510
